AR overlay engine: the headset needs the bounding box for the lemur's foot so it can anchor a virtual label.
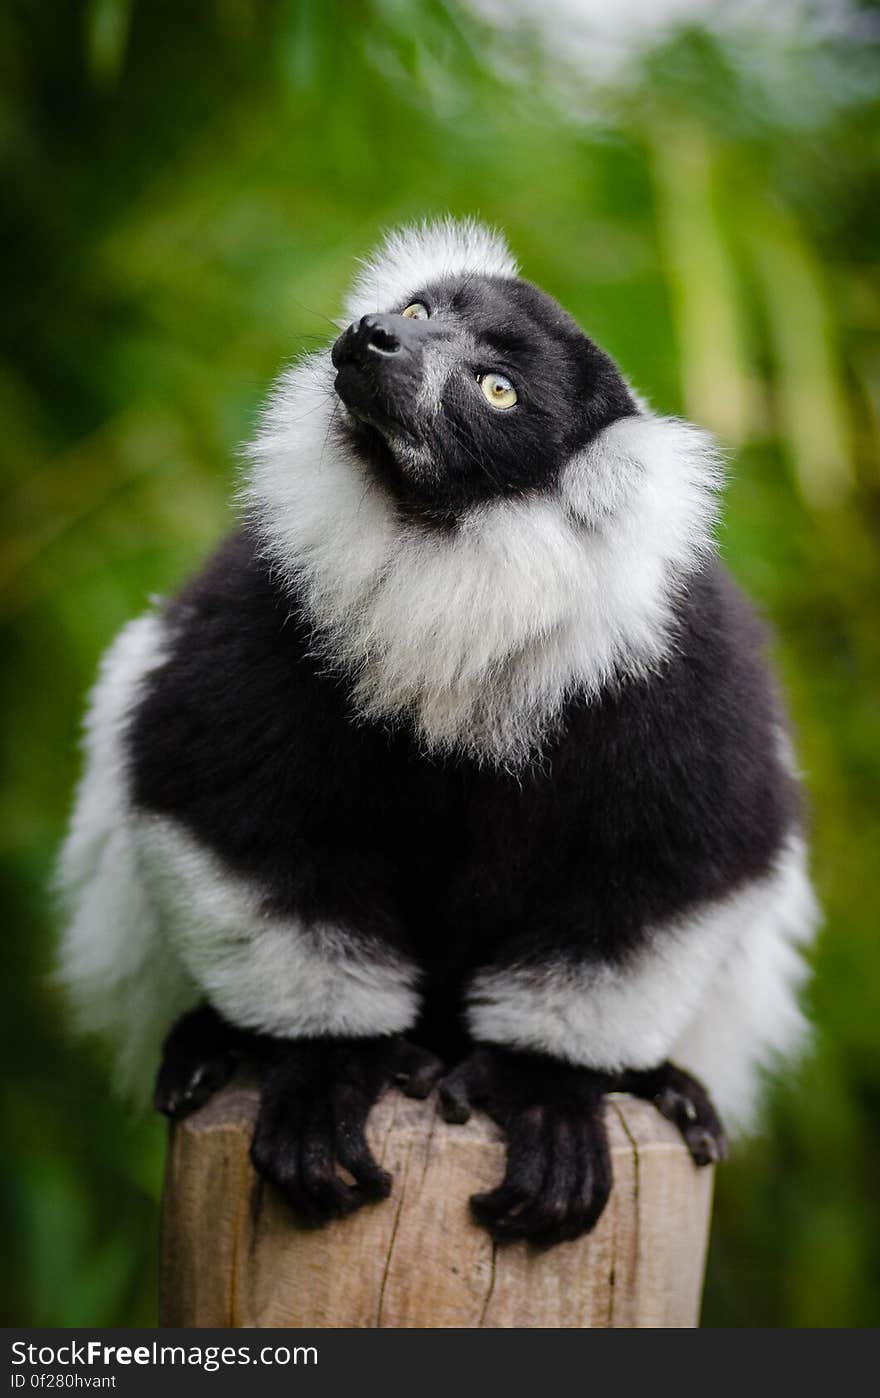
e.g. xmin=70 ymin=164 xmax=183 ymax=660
xmin=154 ymin=1004 xmax=247 ymax=1119
xmin=617 ymin=1060 xmax=728 ymax=1166
xmin=250 ymin=1036 xmax=444 ymax=1225
xmin=438 ymin=1046 xmax=612 ymax=1248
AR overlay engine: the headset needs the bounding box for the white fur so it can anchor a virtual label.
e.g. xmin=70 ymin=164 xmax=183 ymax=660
xmin=133 ymin=814 xmax=421 ymax=1041
xmin=246 ymin=372 xmax=723 ymax=766
xmin=466 ymin=836 xmax=818 ymax=1132
xmin=55 ymin=613 xmax=200 ymax=1101
xmin=344 ymin=218 xmax=517 ymax=321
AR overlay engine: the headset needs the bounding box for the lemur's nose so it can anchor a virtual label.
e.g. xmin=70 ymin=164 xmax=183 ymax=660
xmin=360 ymin=315 xmax=401 ymax=356
xmin=332 ymin=312 xmax=432 ymax=368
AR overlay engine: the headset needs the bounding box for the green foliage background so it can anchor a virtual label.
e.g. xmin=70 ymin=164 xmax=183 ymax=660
xmin=2 ymin=0 xmax=878 ymax=1326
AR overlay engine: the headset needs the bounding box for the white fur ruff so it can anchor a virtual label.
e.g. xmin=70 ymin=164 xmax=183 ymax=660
xmin=246 ymin=377 xmax=722 ymax=767
xmin=467 ymin=835 xmax=819 ymax=1132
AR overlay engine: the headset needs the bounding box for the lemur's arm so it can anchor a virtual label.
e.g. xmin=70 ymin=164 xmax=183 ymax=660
xmin=143 ymin=813 xmax=443 ymax=1223
xmin=437 ymin=876 xmax=741 ymax=1246
xmin=436 ymin=867 xmax=739 ymax=1246
xmin=141 ymin=787 xmax=442 ymax=1224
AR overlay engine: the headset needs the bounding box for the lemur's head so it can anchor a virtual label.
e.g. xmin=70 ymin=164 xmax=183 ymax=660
xmin=246 ymin=219 xmax=723 ymax=764
xmin=331 ymin=230 xmax=634 ymax=517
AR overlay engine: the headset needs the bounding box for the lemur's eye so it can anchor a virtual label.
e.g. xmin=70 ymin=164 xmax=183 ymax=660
xmin=478 ymin=372 xmax=518 ymax=410
xmin=401 ymin=302 xmax=429 ymax=319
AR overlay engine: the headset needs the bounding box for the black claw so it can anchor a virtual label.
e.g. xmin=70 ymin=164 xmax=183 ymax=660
xmin=299 ymin=1103 xmax=360 ymax=1217
xmin=685 ymin=1126 xmax=727 ymax=1167
xmin=333 ymin=1095 xmax=393 ymax=1201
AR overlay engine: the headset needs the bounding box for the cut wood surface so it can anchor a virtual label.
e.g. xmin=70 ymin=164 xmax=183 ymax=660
xmin=160 ymin=1080 xmax=714 ymax=1328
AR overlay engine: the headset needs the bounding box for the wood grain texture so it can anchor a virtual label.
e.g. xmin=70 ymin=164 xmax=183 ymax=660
xmin=160 ymin=1081 xmax=714 ymax=1328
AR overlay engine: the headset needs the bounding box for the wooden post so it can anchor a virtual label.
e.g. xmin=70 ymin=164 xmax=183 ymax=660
xmin=160 ymin=1080 xmax=714 ymax=1328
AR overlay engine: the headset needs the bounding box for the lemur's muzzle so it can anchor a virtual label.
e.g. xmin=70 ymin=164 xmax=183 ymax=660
xmin=332 ymin=313 xmax=443 ymax=436
xmin=332 ymin=312 xmax=434 ymax=369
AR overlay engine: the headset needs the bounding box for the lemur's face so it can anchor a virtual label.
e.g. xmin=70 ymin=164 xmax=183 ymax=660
xmin=331 ymin=275 xmax=634 ymax=517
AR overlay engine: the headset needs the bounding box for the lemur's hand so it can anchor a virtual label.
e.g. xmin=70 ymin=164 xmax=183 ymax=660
xmin=438 ymin=1045 xmax=613 ymax=1247
xmin=250 ymin=1036 xmax=444 ymax=1225
xmin=155 ymin=1004 xmax=248 ymax=1119
xmin=617 ymin=1060 xmax=729 ymax=1167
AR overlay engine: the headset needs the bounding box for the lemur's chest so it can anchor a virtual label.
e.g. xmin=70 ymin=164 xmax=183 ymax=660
xmin=130 ymin=546 xmax=787 ymax=967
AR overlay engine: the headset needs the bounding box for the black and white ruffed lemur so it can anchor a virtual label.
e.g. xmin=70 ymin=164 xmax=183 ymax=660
xmin=58 ymin=220 xmax=818 ymax=1246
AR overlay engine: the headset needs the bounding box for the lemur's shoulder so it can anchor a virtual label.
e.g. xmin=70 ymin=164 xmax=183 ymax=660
xmin=167 ymin=526 xmax=292 ymax=631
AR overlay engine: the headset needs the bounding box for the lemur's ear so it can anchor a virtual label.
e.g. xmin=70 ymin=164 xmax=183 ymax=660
xmin=560 ymin=412 xmax=726 ymax=534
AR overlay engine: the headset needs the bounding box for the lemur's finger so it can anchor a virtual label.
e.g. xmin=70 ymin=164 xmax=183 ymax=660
xmin=507 ymin=1115 xmax=581 ymax=1246
xmin=489 ymin=1110 xmax=613 ymax=1246
xmin=332 ymin=1082 xmax=392 ymax=1201
xmin=469 ymin=1105 xmax=546 ymax=1229
xmin=298 ymin=1100 xmax=363 ymax=1220
xmin=154 ymin=1005 xmax=242 ymax=1117
xmin=567 ymin=1114 xmax=612 ymax=1236
xmin=480 ymin=1111 xmax=573 ymax=1243
xmin=438 ymin=1047 xmax=497 ymax=1123
xmin=250 ymin=1100 xmax=318 ymax=1222
xmin=653 ymin=1071 xmax=728 ymax=1167
xmin=437 ymin=1068 xmax=473 ymax=1124
xmin=682 ymin=1126 xmax=725 ymax=1167
xmin=621 ymin=1061 xmax=728 ymax=1168
xmin=438 ymin=1087 xmax=470 ymax=1123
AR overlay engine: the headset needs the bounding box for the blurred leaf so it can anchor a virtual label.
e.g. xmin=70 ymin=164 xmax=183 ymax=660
xmin=746 ymin=202 xmax=855 ymax=506
xmin=85 ymin=0 xmax=132 ymax=88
